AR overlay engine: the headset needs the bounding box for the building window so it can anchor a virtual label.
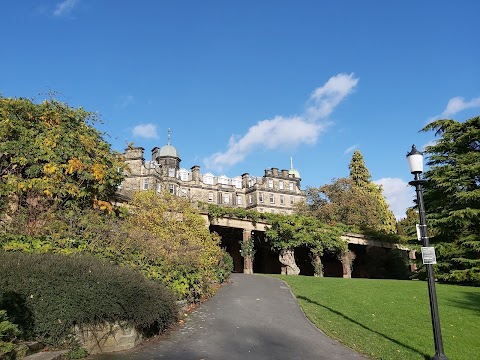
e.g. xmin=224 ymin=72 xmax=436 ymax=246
xmin=259 ymin=208 xmax=263 ymax=212
xmin=290 ymin=196 xmax=294 ymax=205
xmin=143 ymin=179 xmax=149 ymax=190
xmin=223 ymin=194 xmax=230 ymax=204
xmin=268 ymin=179 xmax=274 ymax=188
xmin=208 ymin=192 xmax=214 ymax=203
xmin=168 ymin=168 xmax=175 ymax=177
xmin=279 ymin=181 xmax=284 ymax=190
xmin=181 ymin=189 xmax=188 ymax=197
xmin=270 ymin=194 xmax=275 ymax=204
xmin=259 ymin=192 xmax=264 ymax=203
xmin=169 ymin=184 xmax=175 ymax=194
xmin=180 ymin=170 xmax=189 ymax=181
xmin=270 ymin=209 xmax=275 ymax=213
xmin=289 ymin=182 xmax=294 ymax=191
xmin=248 ymin=195 xmax=253 ymax=204
xmin=157 ymin=183 xmax=162 ymax=193
xmin=280 ymin=195 xmax=285 ymax=205
xmin=218 ymin=176 xmax=229 ymax=185
xmin=237 ymin=195 xmax=243 ymax=205
xmin=203 ymin=173 xmax=214 ymax=185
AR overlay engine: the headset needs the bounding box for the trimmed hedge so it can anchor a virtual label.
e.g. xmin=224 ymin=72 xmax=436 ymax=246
xmin=0 ymin=252 xmax=178 ymax=346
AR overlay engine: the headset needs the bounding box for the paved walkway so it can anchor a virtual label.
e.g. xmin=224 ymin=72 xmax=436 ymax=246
xmin=91 ymin=274 xmax=367 ymax=360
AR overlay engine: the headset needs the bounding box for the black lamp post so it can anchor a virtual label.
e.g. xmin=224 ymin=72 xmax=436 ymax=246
xmin=406 ymin=145 xmax=449 ymax=360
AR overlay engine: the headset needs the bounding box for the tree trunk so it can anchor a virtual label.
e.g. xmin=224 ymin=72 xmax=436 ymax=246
xmin=312 ymin=253 xmax=323 ymax=277
xmin=279 ymin=249 xmax=300 ymax=275
xmin=243 ymin=255 xmax=253 ymax=274
xmin=339 ymin=250 xmax=356 ymax=278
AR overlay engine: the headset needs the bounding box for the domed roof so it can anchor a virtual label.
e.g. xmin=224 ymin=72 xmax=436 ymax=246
xmin=289 ymin=168 xmax=301 ymax=178
xmin=158 ymin=129 xmax=180 ymax=158
xmin=159 ymin=144 xmax=179 ymax=158
xmin=289 ymin=157 xmax=301 ymax=179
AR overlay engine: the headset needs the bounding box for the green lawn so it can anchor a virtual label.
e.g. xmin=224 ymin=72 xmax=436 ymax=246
xmin=273 ymin=275 xmax=480 ymax=360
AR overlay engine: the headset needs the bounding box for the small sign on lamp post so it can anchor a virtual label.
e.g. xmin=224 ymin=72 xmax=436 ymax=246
xmin=421 ymin=247 xmax=437 ymax=265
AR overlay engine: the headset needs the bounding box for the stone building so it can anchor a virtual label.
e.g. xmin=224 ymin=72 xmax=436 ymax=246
xmin=118 ymin=136 xmax=305 ymax=214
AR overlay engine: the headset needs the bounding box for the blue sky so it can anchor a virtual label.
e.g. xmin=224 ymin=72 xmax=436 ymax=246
xmin=1 ymin=1 xmax=479 ymax=219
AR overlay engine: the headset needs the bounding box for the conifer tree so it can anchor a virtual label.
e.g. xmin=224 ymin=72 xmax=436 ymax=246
xmin=422 ymin=116 xmax=480 ymax=284
xmin=349 ymin=150 xmax=372 ymax=188
xmin=348 ymin=151 xmax=397 ymax=233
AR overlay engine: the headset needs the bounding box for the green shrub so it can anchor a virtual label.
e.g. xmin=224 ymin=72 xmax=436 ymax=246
xmin=215 ymin=251 xmax=234 ymax=283
xmin=0 ymin=309 xmax=20 ymax=358
xmin=0 ymin=252 xmax=177 ymax=347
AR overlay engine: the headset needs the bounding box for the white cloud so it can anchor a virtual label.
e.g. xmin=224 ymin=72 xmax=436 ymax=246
xmin=204 ymin=73 xmax=359 ymax=171
xmin=116 ymin=95 xmax=135 ymax=108
xmin=305 ymin=73 xmax=359 ymax=121
xmin=428 ymin=96 xmax=480 ymax=123
xmin=344 ymin=144 xmax=358 ymax=155
xmin=132 ymin=124 xmax=159 ymax=139
xmin=374 ymin=178 xmax=415 ymax=220
xmin=53 ymin=0 xmax=79 ymax=17
xmin=441 ymin=96 xmax=480 ymax=117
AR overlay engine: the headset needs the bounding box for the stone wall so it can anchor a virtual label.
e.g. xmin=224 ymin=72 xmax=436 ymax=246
xmin=74 ymin=322 xmax=142 ymax=354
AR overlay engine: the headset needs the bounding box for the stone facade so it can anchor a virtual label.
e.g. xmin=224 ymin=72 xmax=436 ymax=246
xmin=118 ymin=142 xmax=306 ymax=215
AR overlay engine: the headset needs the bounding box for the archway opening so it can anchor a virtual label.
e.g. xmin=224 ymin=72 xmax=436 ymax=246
xmin=210 ymin=225 xmax=243 ymax=273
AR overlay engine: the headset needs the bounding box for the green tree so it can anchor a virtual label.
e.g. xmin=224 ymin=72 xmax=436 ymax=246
xmin=349 ymin=150 xmax=372 ymax=188
xmin=302 ymin=151 xmax=396 ymax=234
xmin=265 ymin=214 xmax=346 ymax=276
xmin=0 ymin=96 xmax=125 ymax=232
xmin=348 ymin=151 xmax=396 ymax=233
xmin=396 ymin=208 xmax=419 ymax=238
xmin=304 ymin=177 xmax=396 ymax=234
xmin=421 ymin=116 xmax=480 ymax=284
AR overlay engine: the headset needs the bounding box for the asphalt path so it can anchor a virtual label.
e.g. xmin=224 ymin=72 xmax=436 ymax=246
xmin=91 ymin=274 xmax=367 ymax=360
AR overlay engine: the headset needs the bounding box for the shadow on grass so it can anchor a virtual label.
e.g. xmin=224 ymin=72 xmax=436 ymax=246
xmin=297 ymin=295 xmax=430 ymax=360
xmin=449 ymin=291 xmax=480 ymax=314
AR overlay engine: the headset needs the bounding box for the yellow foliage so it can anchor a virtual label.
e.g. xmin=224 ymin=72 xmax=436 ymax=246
xmin=93 ymin=197 xmax=113 ymax=214
xmin=66 ymin=158 xmax=84 ymax=174
xmin=123 ymin=190 xmax=224 ymax=296
xmin=65 ymin=183 xmax=80 ymax=196
xmin=43 ymin=138 xmax=57 ymax=149
xmin=43 ymin=163 xmax=57 ymax=174
xmin=92 ymin=163 xmax=106 ymax=182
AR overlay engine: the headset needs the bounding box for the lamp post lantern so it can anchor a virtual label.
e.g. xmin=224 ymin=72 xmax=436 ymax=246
xmin=406 ymin=145 xmax=449 ymax=360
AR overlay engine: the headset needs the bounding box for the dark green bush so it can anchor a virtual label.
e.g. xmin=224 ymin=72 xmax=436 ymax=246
xmin=215 ymin=251 xmax=234 ymax=283
xmin=0 ymin=252 xmax=177 ymax=346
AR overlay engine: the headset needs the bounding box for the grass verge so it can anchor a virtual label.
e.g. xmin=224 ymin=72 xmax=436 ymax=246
xmin=273 ymin=275 xmax=480 ymax=360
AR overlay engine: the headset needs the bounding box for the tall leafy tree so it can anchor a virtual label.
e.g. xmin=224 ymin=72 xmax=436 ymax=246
xmin=0 ymin=96 xmax=125 ymax=232
xmin=349 ymin=150 xmax=397 ymax=233
xmin=349 ymin=150 xmax=372 ymax=188
xmin=422 ymin=116 xmax=480 ymax=284
xmin=301 ymin=151 xmax=396 ymax=234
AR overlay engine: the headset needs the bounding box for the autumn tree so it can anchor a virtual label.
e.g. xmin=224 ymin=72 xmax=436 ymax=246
xmin=0 ymin=96 xmax=125 ymax=233
xmin=301 ymin=151 xmax=396 ymax=234
xmin=119 ymin=190 xmax=226 ymax=300
xmin=421 ymin=117 xmax=480 ymax=284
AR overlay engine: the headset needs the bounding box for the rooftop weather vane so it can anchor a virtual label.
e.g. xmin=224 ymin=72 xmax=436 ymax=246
xmin=167 ymin=128 xmax=171 ymax=145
